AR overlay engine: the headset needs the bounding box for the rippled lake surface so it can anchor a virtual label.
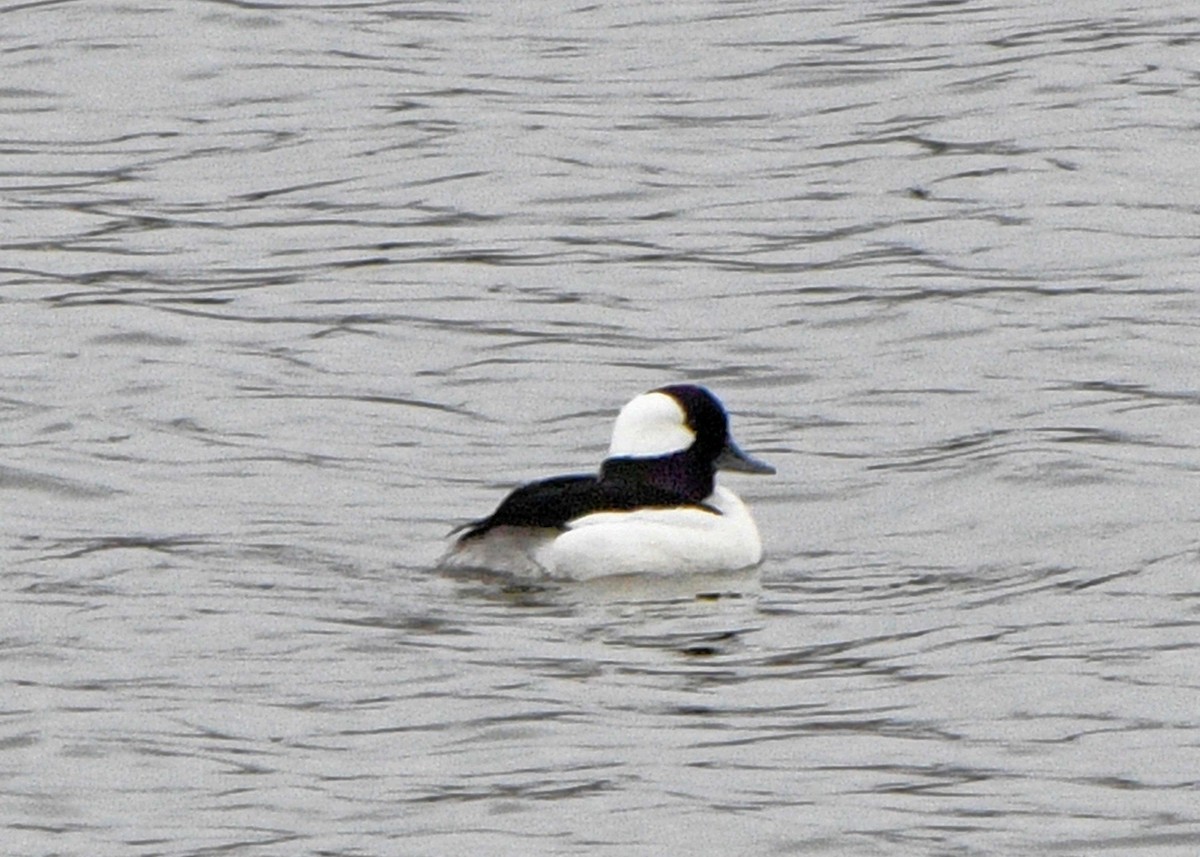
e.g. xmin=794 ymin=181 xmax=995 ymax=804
xmin=4 ymin=1 xmax=1200 ymax=854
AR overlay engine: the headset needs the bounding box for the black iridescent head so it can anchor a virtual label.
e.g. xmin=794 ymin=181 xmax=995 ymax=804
xmin=601 ymin=384 xmax=773 ymax=501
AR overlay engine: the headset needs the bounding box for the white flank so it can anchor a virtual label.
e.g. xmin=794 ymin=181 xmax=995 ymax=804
xmin=537 ymin=486 xmax=763 ymax=580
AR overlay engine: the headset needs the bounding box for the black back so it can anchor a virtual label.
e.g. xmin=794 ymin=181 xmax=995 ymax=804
xmin=452 ymin=472 xmax=716 ymax=541
xmin=453 ymin=385 xmax=731 ymax=541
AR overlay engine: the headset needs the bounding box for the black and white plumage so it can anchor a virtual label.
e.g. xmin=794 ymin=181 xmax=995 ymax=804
xmin=439 ymin=384 xmax=774 ymax=579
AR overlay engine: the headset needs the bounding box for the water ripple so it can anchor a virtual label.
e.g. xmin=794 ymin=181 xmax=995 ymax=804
xmin=4 ymin=1 xmax=1200 ymax=855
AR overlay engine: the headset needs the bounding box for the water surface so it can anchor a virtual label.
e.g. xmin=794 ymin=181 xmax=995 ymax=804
xmin=3 ymin=1 xmax=1200 ymax=854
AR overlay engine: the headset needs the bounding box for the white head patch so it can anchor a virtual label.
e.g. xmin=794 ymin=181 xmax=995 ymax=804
xmin=607 ymin=391 xmax=695 ymax=458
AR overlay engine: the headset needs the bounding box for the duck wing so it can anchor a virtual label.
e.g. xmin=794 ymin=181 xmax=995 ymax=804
xmin=452 ymin=474 xmax=712 ymax=540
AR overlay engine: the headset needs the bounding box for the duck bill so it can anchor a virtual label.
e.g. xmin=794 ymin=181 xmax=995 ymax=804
xmin=715 ymin=440 xmax=775 ymax=475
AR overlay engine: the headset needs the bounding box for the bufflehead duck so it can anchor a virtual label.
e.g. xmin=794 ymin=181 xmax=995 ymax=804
xmin=439 ymin=384 xmax=774 ymax=580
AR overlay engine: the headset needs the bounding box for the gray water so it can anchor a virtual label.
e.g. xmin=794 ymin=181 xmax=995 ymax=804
xmin=4 ymin=1 xmax=1200 ymax=854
